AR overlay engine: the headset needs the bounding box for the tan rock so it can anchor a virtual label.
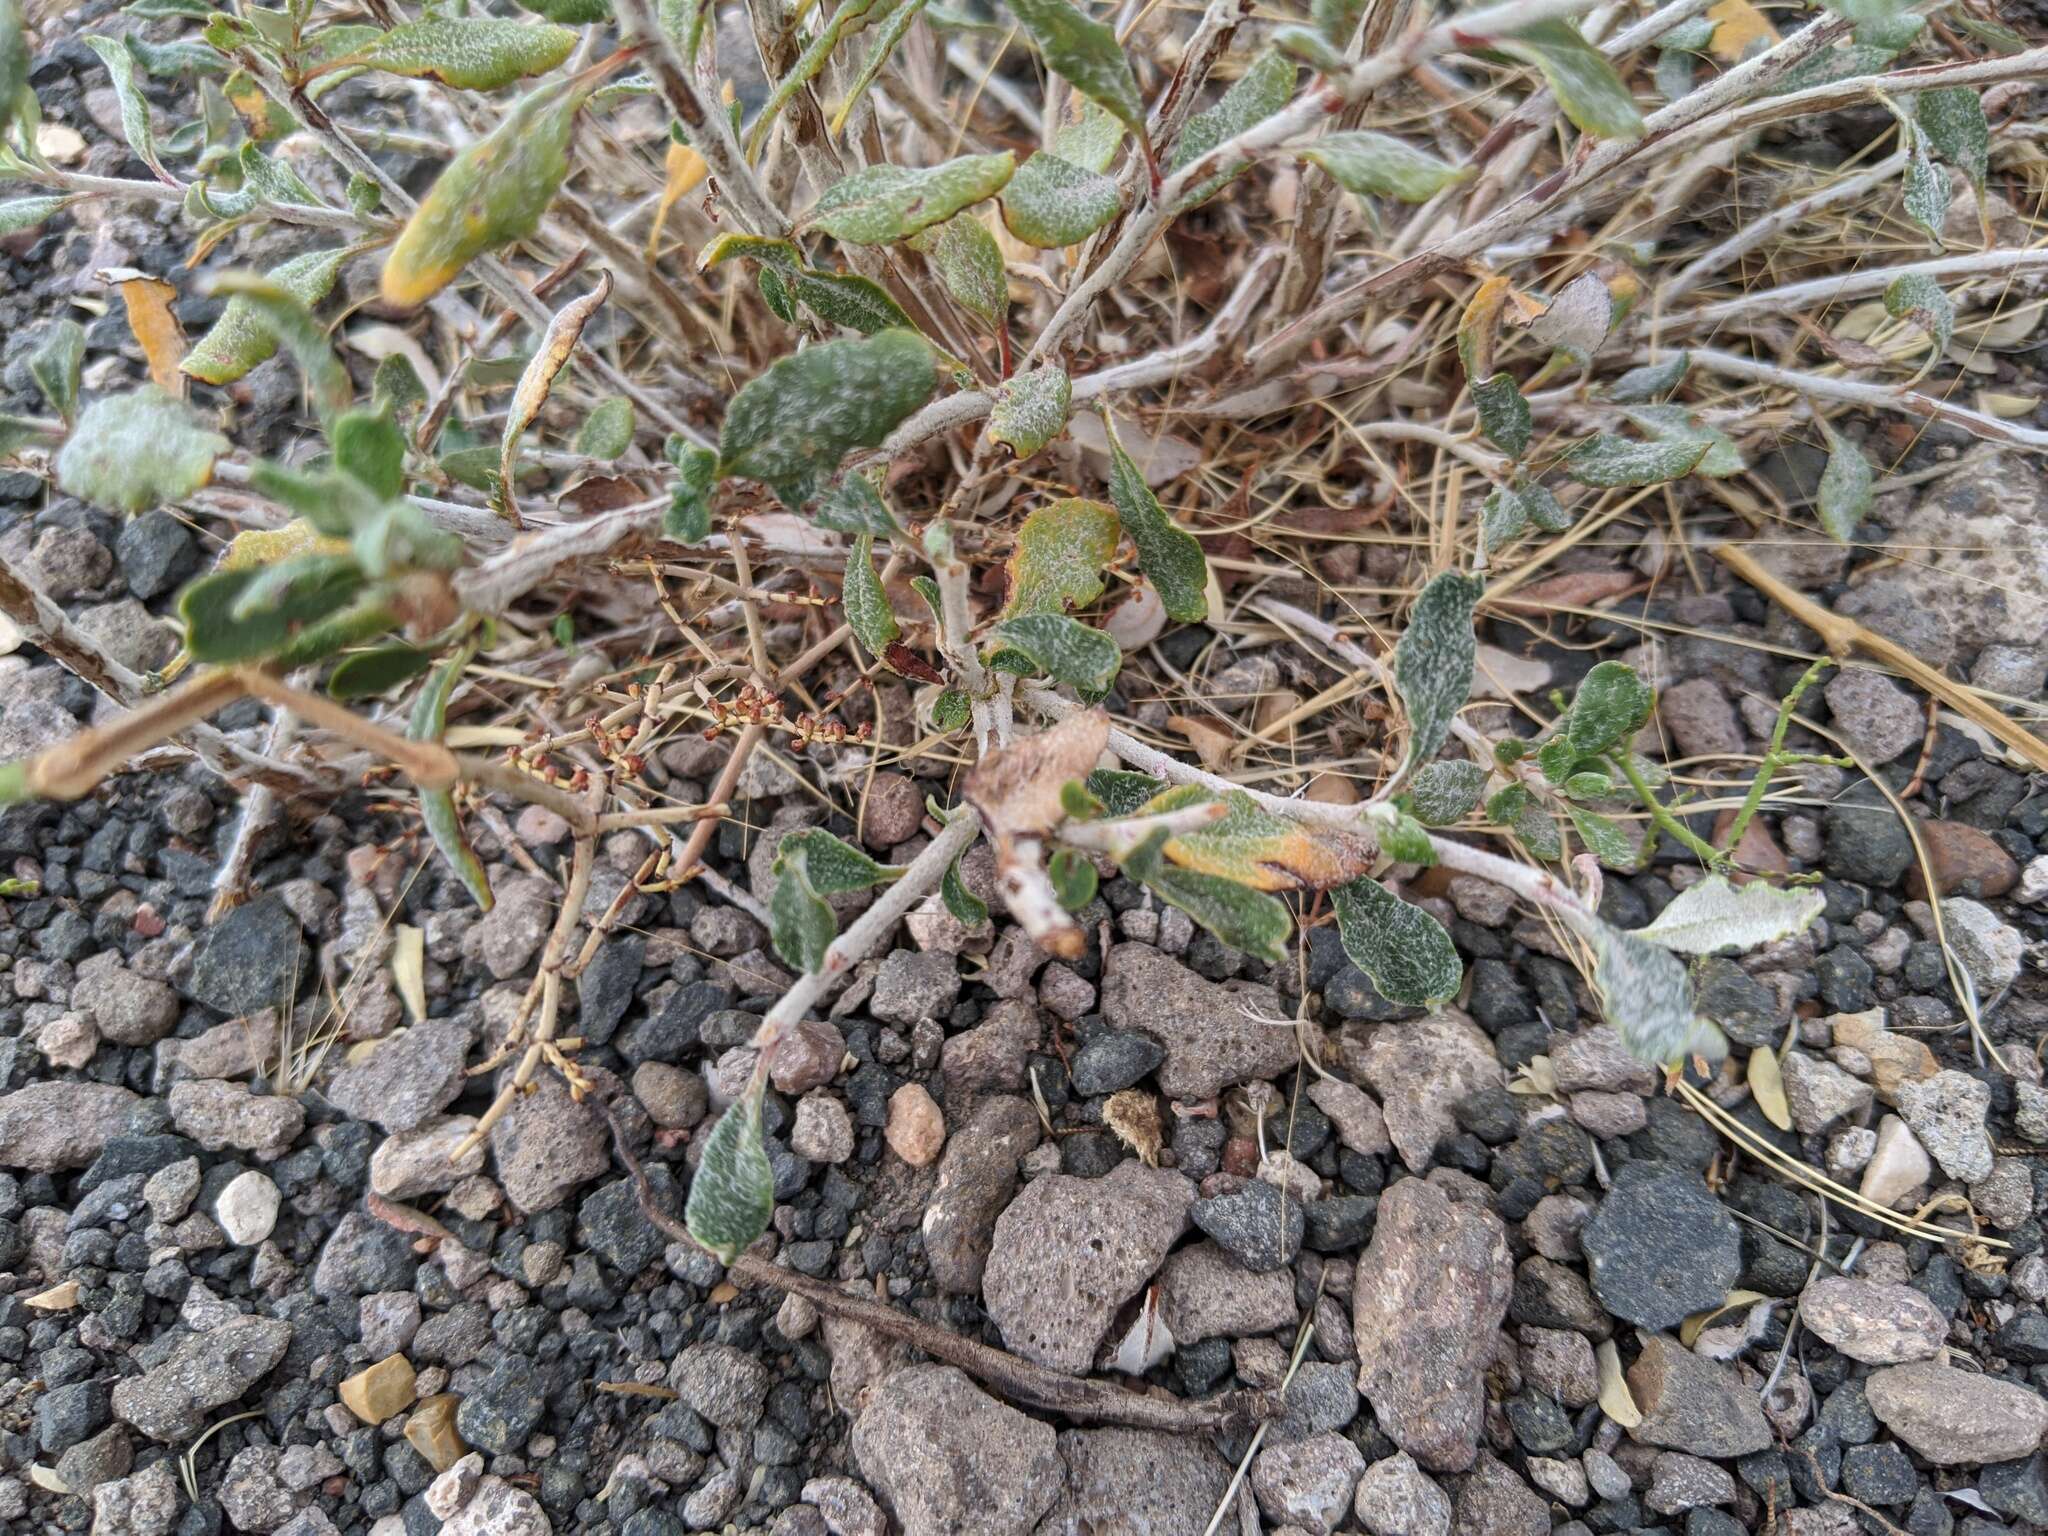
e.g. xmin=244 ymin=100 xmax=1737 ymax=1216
xmin=1829 ymin=1011 xmax=1938 ymax=1103
xmin=341 ymin=1356 xmax=417 ymax=1426
xmin=884 ymin=1083 xmax=945 ymax=1167
xmin=404 ymin=1393 xmax=465 ymax=1472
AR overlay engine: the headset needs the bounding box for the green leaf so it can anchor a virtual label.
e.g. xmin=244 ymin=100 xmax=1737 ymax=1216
xmin=931 ymin=687 xmax=971 ymax=731
xmin=1407 ymin=759 xmax=1487 ymax=825
xmin=1502 ymin=19 xmax=1644 ymax=140
xmin=1312 ymin=0 xmax=1365 ymax=45
xmin=1854 ymin=12 xmax=1924 ymax=49
xmin=757 ymin=264 xmax=798 ymax=324
xmin=1172 ymin=49 xmax=1296 ymax=207
xmin=1051 ymin=97 xmax=1125 ymax=173
xmin=988 ymin=365 xmax=1071 ymax=457
xmin=664 ymin=438 xmax=717 ymax=544
xmin=1633 ymin=873 xmax=1825 ymax=955
xmin=1591 ymin=923 xmax=1722 ymax=1065
xmin=204 ymin=273 xmax=354 ymax=428
xmin=778 ymin=828 xmax=902 ymax=894
xmin=372 ymin=353 xmax=427 ymax=419
xmin=58 ymin=388 xmax=228 ymax=514
xmin=329 ymin=643 xmax=434 ymax=700
xmin=843 ymin=532 xmax=901 ymax=658
xmin=1087 ymin=768 xmax=1167 ymax=818
xmin=700 ymin=232 xmax=804 ymax=270
xmin=85 ymin=35 xmax=167 ymax=180
xmin=1060 ymin=780 xmax=1106 ymax=819
xmin=0 ymin=0 xmax=26 ymax=133
xmin=1883 ymin=269 xmax=1953 ymax=351
xmin=1378 ymin=812 xmax=1436 ymax=866
xmin=1301 ymin=130 xmax=1473 ymax=203
xmin=515 ymin=0 xmax=613 ymax=19
xmin=717 ymin=329 xmax=936 ymax=508
xmin=1538 ymin=736 xmax=1580 ymax=785
xmin=1561 ymin=434 xmax=1710 ymax=488
xmin=1619 ymin=404 xmax=1743 ymax=478
xmin=1567 ymin=660 xmax=1653 ymax=753
xmin=1471 ymin=372 xmax=1531 ymax=459
xmin=1104 ymin=417 xmax=1208 ymax=623
xmin=1511 ymin=802 xmax=1563 ymax=859
xmin=1563 ymin=770 xmax=1613 ymax=799
xmin=246 ymin=463 xmax=382 ymax=538
xmin=576 ymin=397 xmax=635 ymax=459
xmin=183 ymin=247 xmax=351 ymax=386
xmin=1902 ymin=136 xmax=1949 ymax=244
xmin=179 ymin=561 xmax=366 ymax=664
xmin=1143 ymin=865 xmax=1291 ymax=963
xmin=333 ymin=409 xmax=408 ymax=499
xmin=803 ymin=152 xmax=1016 ymax=244
xmin=1774 ymin=42 xmax=1900 ymax=95
xmin=794 ymin=270 xmax=917 ymax=335
xmin=1606 ymin=352 xmax=1690 ymax=403
xmin=1568 ymin=806 xmax=1638 ymax=870
xmin=909 ymin=215 xmax=1006 ymax=328
xmin=942 ymin=853 xmax=988 ymax=924
xmin=1330 ymin=877 xmax=1462 ymax=1005
xmin=29 ymin=320 xmax=84 ymax=423
xmin=989 ymin=613 xmax=1121 ymax=693
xmin=814 ymin=472 xmax=898 ymax=535
xmin=0 ymin=196 xmax=68 ymax=237
xmin=770 ymin=845 xmax=839 ymax=975
xmin=0 ymin=415 xmax=55 ymax=457
xmin=381 ymin=74 xmax=593 ymax=308
xmin=685 ymin=1084 xmax=774 ymax=1263
xmin=1916 ymin=87 xmax=1987 ymax=189
xmin=999 ymin=497 xmax=1119 ymax=619
xmin=1270 ymin=24 xmax=1349 ymax=73
xmin=1816 ymin=422 xmax=1874 ymax=543
xmin=1393 ymin=571 xmax=1481 ymax=774
xmin=333 ymin=19 xmax=576 ymax=91
xmin=1048 ymin=847 xmax=1098 ymax=909
xmin=1481 ymin=483 xmax=1538 ymax=553
xmin=999 ymin=152 xmax=1121 ymax=248
xmin=1005 ymin=0 xmax=1145 ymax=135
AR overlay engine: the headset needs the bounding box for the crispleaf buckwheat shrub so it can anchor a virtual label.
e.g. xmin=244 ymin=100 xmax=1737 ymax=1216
xmin=0 ymin=0 xmax=2031 ymax=1262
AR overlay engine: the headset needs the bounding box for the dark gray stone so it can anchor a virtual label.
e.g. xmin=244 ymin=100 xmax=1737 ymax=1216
xmin=184 ymin=895 xmax=305 ymax=1017
xmin=1068 ymin=1032 xmax=1164 ymax=1096
xmin=1581 ymin=1161 xmax=1741 ymax=1331
xmin=1191 ymin=1180 xmax=1302 ymax=1273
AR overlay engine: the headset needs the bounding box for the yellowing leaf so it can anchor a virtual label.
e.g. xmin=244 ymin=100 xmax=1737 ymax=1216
xmin=999 ymin=497 xmax=1119 ymax=620
xmin=1748 ymin=1046 xmax=1791 ymax=1131
xmin=500 ymin=270 xmax=612 ymax=522
xmin=648 ymin=141 xmax=707 ymax=260
xmin=393 ymin=924 xmax=427 ymax=1024
xmin=184 ymin=247 xmax=353 ymax=387
xmin=1142 ymin=785 xmax=1376 ymax=893
xmin=105 ymin=269 xmax=186 ymax=396
xmin=220 ymin=519 xmax=351 ymax=572
xmin=1458 ymin=273 xmax=1512 ymax=383
xmin=1706 ymin=0 xmax=1777 ymax=59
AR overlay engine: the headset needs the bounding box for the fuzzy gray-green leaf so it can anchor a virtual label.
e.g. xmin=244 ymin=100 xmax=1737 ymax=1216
xmin=717 ymin=329 xmax=935 ymax=508
xmin=1502 ymin=19 xmax=1644 ymax=140
xmin=988 ymin=366 xmax=1071 ymax=457
xmin=1566 ymin=660 xmax=1653 ymax=754
xmin=1471 ymin=372 xmax=1531 ymax=459
xmin=85 ymin=36 xmax=167 ymax=179
xmin=685 ymin=1086 xmax=774 ymax=1263
xmin=843 ymin=532 xmax=901 ymax=658
xmin=803 ymin=152 xmax=1016 ymax=244
xmin=29 ymin=320 xmax=83 ymax=423
xmin=793 ymin=269 xmax=917 ymax=335
xmin=1393 ymin=571 xmax=1481 ymax=773
xmin=1104 ymin=417 xmax=1208 ymax=623
xmin=1330 ymin=876 xmax=1462 ymax=1005
xmin=576 ymin=397 xmax=635 ymax=459
xmin=1592 ymin=923 xmax=1722 ymax=1066
xmin=0 ymin=196 xmax=68 ymax=237
xmin=1884 ymin=269 xmax=1953 ymax=351
xmin=335 ymin=18 xmax=577 ymax=91
xmin=1000 ymin=152 xmax=1122 ymax=248
xmin=769 ymin=846 xmax=837 ymax=974
xmin=1562 ymin=434 xmax=1709 ymax=488
xmin=183 ymin=247 xmax=352 ymax=387
xmin=942 ymin=853 xmax=989 ymax=925
xmin=1005 ymin=0 xmax=1145 ymax=133
xmin=1915 ymin=86 xmax=1987 ymax=189
xmin=57 ymin=388 xmax=227 ymax=513
xmin=1172 ymin=50 xmax=1296 ymax=207
xmin=1408 ymin=758 xmax=1488 ymax=826
xmin=990 ymin=613 xmax=1122 ymax=693
xmin=1632 ymin=873 xmax=1824 ymax=955
xmin=1301 ymin=130 xmax=1473 ymax=203
xmin=779 ymin=827 xmax=901 ymax=894
xmin=1901 ymin=136 xmax=1949 ymax=243
xmin=911 ymin=215 xmax=1006 ymax=328
xmin=1606 ymin=352 xmax=1691 ymax=403
xmin=1143 ymin=866 xmax=1291 ymax=963
xmin=1816 ymin=422 xmax=1873 ymax=543
xmin=1620 ymin=405 xmax=1744 ymax=478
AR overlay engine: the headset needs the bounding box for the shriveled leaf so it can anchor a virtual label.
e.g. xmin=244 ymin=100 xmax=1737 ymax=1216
xmin=963 ymin=706 xmax=1110 ymax=842
xmin=686 ymin=1085 xmax=773 ymax=1263
xmin=1006 ymin=0 xmax=1145 ymax=134
xmin=664 ymin=438 xmax=717 ymax=543
xmin=1104 ymin=416 xmax=1206 ymax=623
xmin=1458 ymin=273 xmax=1512 ymax=384
xmin=717 ymin=329 xmax=935 ymax=508
xmin=502 ymin=272 xmax=612 ymax=515
xmin=328 ymin=643 xmax=434 ymax=700
xmin=988 ymin=365 xmax=1071 ymax=457
xmin=1528 ymin=271 xmax=1614 ymax=367
xmin=999 ymin=151 xmax=1121 ymax=248
xmin=1916 ymin=86 xmax=1988 ymax=189
xmin=647 ymin=140 xmax=707 ymax=259
xmin=1408 ymin=759 xmax=1487 ymax=825
xmin=1562 ymin=434 xmax=1709 ymax=487
xmin=1597 ymin=1340 xmax=1642 ymax=1428
xmin=0 ymin=196 xmax=69 ymax=236
xmin=57 ymin=388 xmax=226 ymax=513
xmin=1138 ymin=786 xmax=1374 ymax=892
xmin=942 ymin=853 xmax=989 ymax=924
xmin=1745 ymin=1045 xmax=1793 ymax=1130
xmin=1901 ymin=137 xmax=1949 ymax=244
xmin=1884 ymin=269 xmax=1952 ymax=351
xmin=1502 ymin=19 xmax=1645 ymax=140
xmin=910 ymin=215 xmax=1006 ymax=328
xmin=1816 ymin=422 xmax=1873 ymax=543
xmin=576 ymin=396 xmax=635 ymax=459
xmin=331 ymin=19 xmax=576 ymax=91
xmin=843 ymin=532 xmax=900 ymax=659
xmin=1568 ymin=806 xmax=1638 ymax=870
xmin=1173 ymin=49 xmax=1296 ymax=207
xmin=1000 ymin=497 xmax=1119 ymax=619
xmin=184 ymin=246 xmax=350 ymax=386
xmin=408 ymin=646 xmax=492 ymax=910
xmin=1471 ymin=372 xmax=1531 ymax=459
xmin=29 ymin=320 xmax=84 ymax=423
xmin=85 ymin=36 xmax=166 ymax=180
xmin=1301 ymin=130 xmax=1473 ymax=203
xmin=1591 ymin=922 xmax=1724 ymax=1065
xmin=1393 ymin=571 xmax=1481 ymax=773
xmin=1606 ymin=352 xmax=1690 ymax=403
xmin=1330 ymin=876 xmax=1463 ymax=1005
xmin=1144 ymin=864 xmax=1291 ymax=963
xmin=1567 ymin=661 xmax=1653 ymax=754
xmin=381 ymin=74 xmax=592 ymax=308
xmin=1620 ymin=404 xmax=1744 ymax=477
xmin=804 ymin=152 xmax=1015 ymax=245
xmin=989 ymin=613 xmax=1121 ymax=693
xmin=1633 ymin=873 xmax=1824 ymax=955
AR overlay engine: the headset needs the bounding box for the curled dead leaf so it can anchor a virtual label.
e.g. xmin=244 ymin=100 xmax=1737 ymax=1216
xmin=101 ymin=267 xmax=185 ymax=396
xmin=500 ymin=270 xmax=613 ymax=526
xmin=963 ymin=707 xmax=1110 ymax=843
